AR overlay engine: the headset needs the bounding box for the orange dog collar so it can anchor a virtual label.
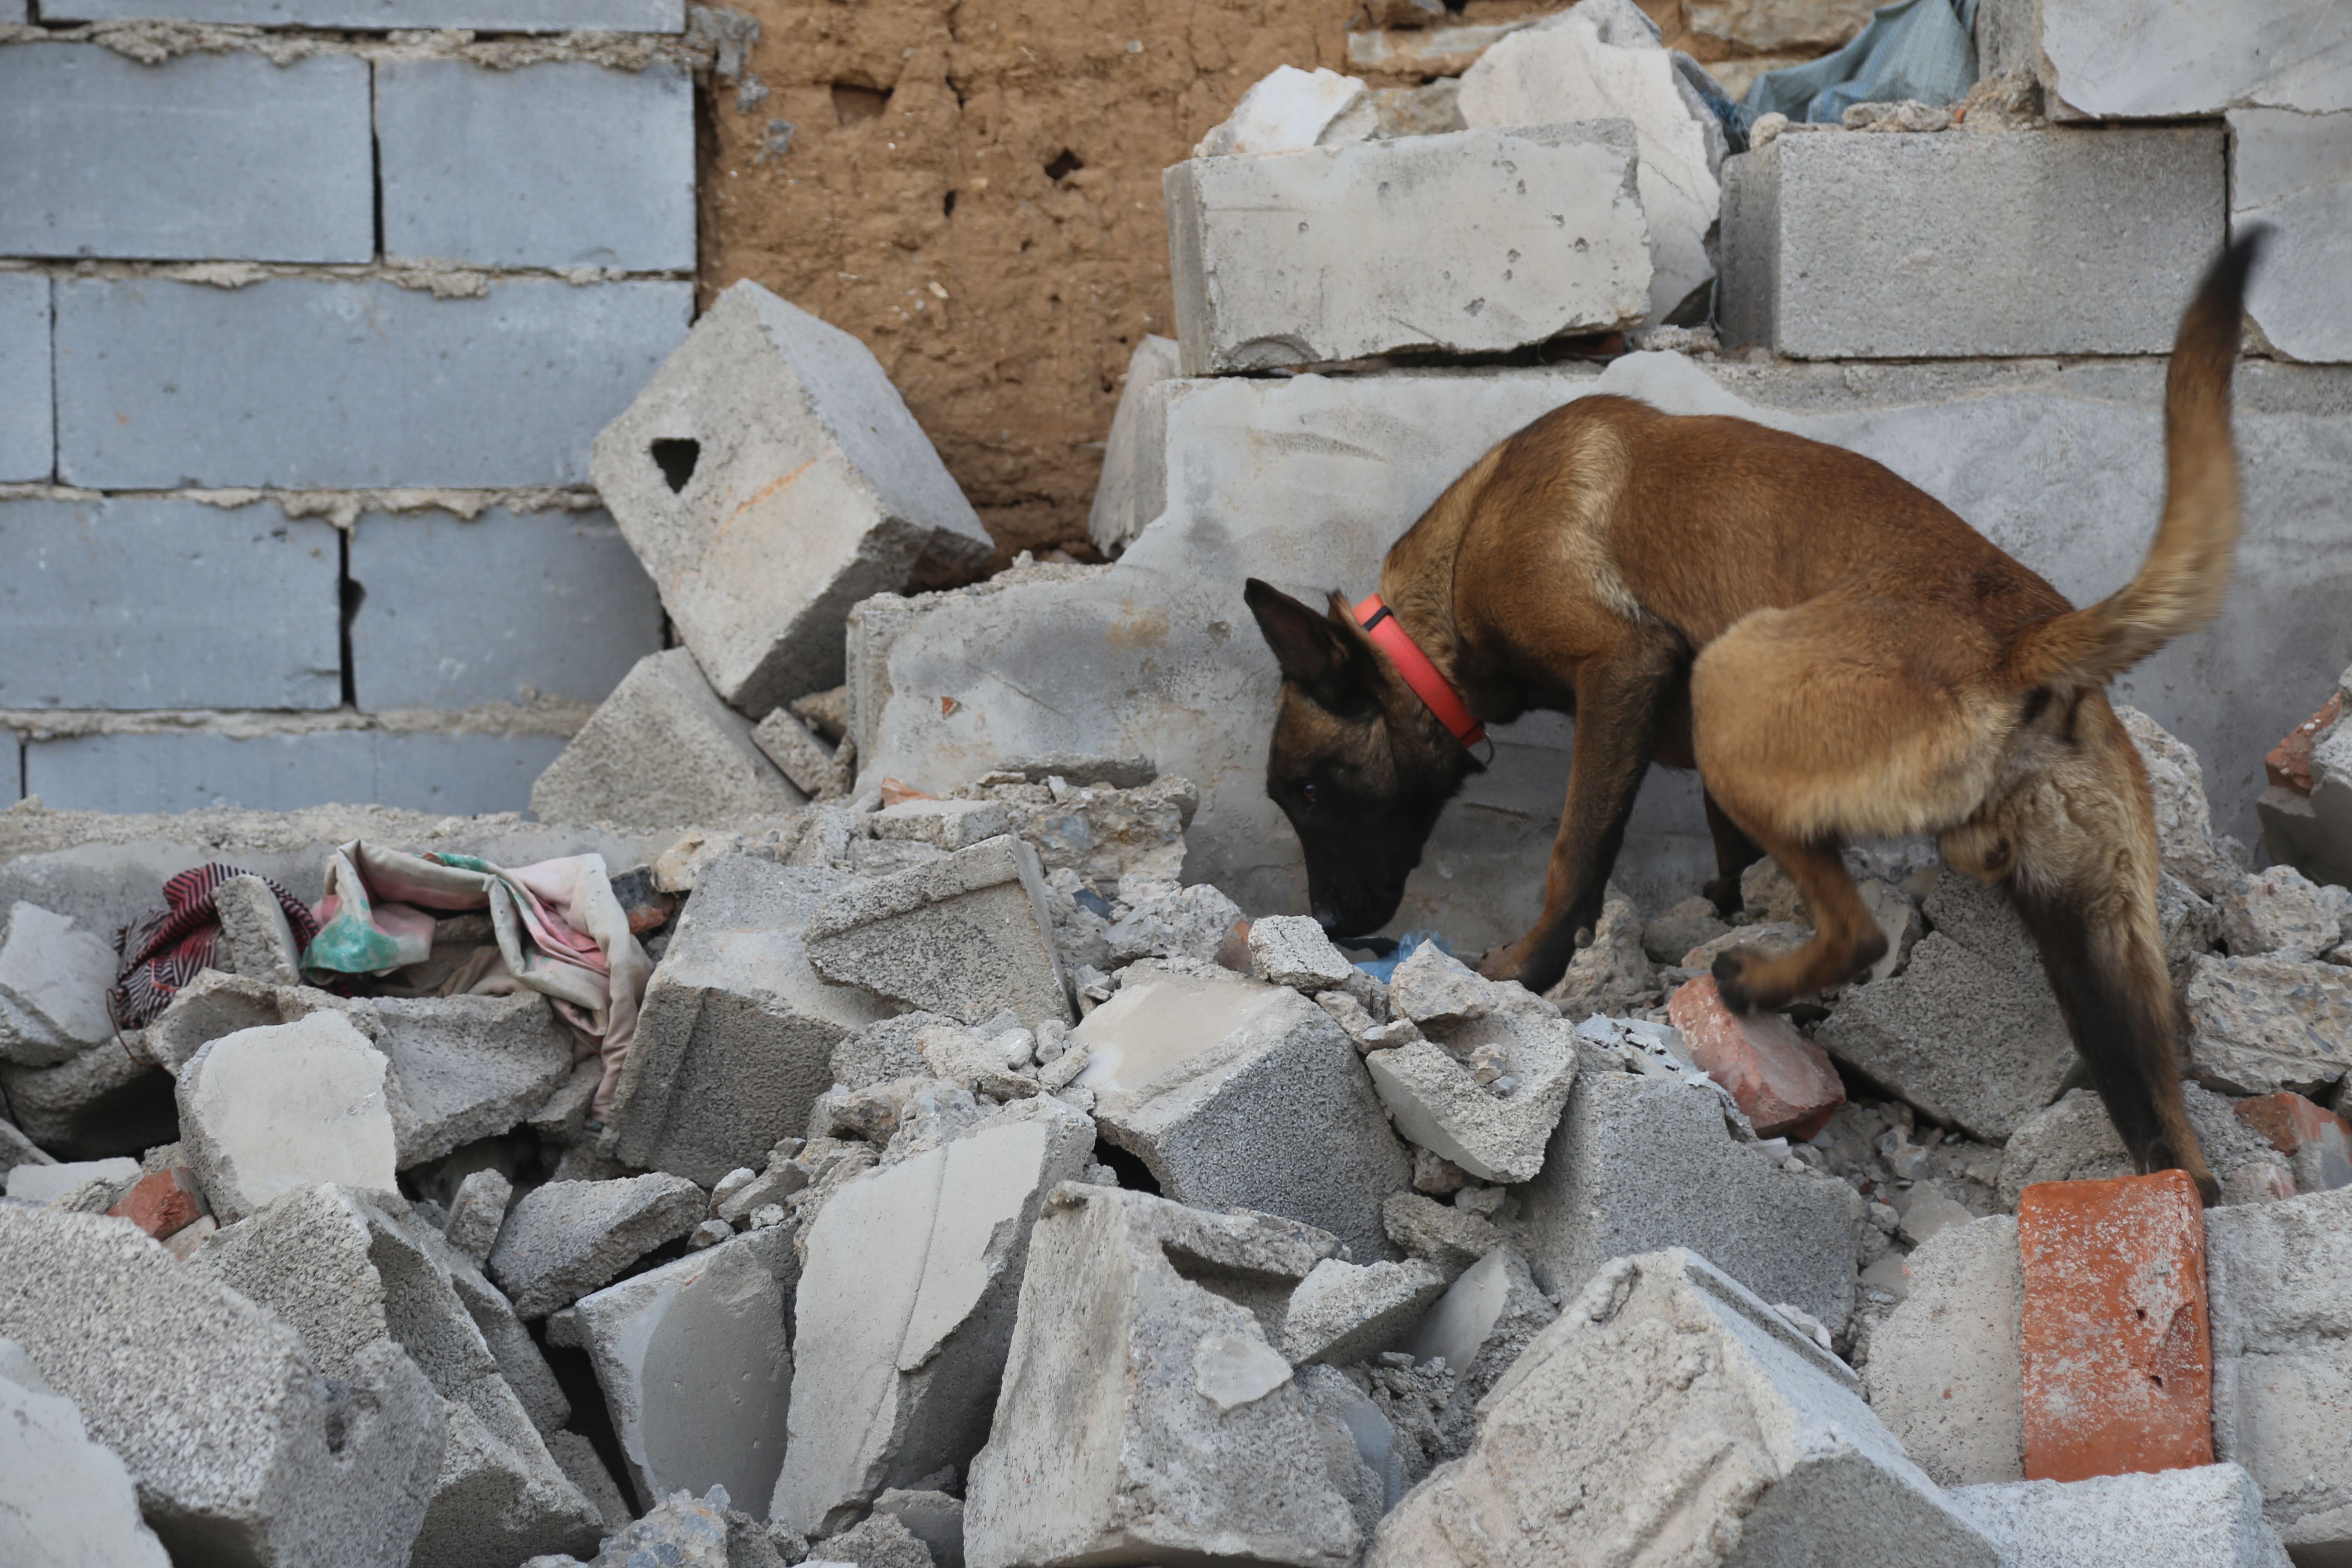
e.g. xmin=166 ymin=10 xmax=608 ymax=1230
xmin=1354 ymin=594 xmax=1487 ymax=753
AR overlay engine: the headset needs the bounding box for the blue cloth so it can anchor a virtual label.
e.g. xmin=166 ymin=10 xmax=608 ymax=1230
xmin=1352 ymin=930 xmax=1453 ymax=983
xmin=1734 ymin=0 xmax=1980 ymax=135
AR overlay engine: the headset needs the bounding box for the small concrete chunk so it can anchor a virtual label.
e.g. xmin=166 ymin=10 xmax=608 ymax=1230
xmin=1366 ymin=1249 xmax=1999 ymax=1567
xmin=487 ymin=1173 xmax=707 ymax=1318
xmin=444 ymin=1168 xmax=514 ymax=1266
xmin=532 ymin=648 xmax=804 ymax=827
xmin=753 ymin=707 xmax=852 ymax=799
xmin=1866 ymin=1215 xmax=2025 ymax=1488
xmin=873 ymin=799 xmax=1012 ymax=851
xmin=1087 ymin=334 xmax=1182 ymax=558
xmin=1194 ymin=64 xmax=1375 ymax=157
xmin=1282 ymin=1256 xmax=1448 ymax=1366
xmin=805 ymin=836 xmax=1071 ymax=1032
xmin=1950 ymin=1464 xmax=2292 ymax=1568
xmin=0 ymin=1338 xmax=172 ymax=1568
xmin=4 ymin=1155 xmax=138 ymax=1207
xmin=0 ymin=901 xmax=117 ymax=1067
xmin=576 ymin=1226 xmax=797 ymax=1521
xmin=1363 ymin=1011 xmax=1576 ymax=1183
xmin=0 ymin=1206 xmax=446 ymax=1568
xmin=1247 ymin=914 xmax=1357 ymax=992
xmin=591 ymin=281 xmax=993 ymax=714
xmin=1165 ymin=122 xmax=1649 ymax=375
xmin=773 ymin=1097 xmax=1094 ymax=1537
xmin=376 ymin=992 xmax=578 ymax=1168
xmin=2218 ymin=864 xmax=2343 ymax=959
xmin=1382 ymin=1190 xmax=1508 ymax=1280
xmin=1387 ymin=942 xmax=1500 ymax=1035
xmin=871 ymin=1488 xmax=964 ymax=1568
xmin=610 ymin=855 xmax=894 ymax=1184
xmin=211 ymin=873 xmax=302 ymax=986
xmin=1074 ymin=967 xmax=1411 ymax=1262
xmin=965 ymin=1184 xmax=1363 ymax=1568
xmin=177 ymin=1011 xmax=400 ymax=1224
xmin=2184 ymin=953 xmax=2352 ymax=1096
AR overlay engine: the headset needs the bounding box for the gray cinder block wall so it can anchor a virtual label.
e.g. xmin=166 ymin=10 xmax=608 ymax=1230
xmin=0 ymin=7 xmax=700 ymax=814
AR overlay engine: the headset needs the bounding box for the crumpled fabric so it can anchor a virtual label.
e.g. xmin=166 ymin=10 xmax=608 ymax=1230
xmin=112 ymin=863 xmax=322 ymax=1029
xmin=302 ymin=840 xmax=652 ymax=1120
xmin=1736 ymin=0 xmax=1979 ymax=135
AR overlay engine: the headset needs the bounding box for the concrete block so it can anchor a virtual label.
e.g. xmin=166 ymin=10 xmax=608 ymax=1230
xmin=1951 ymin=1464 xmax=2292 ymax=1568
xmin=805 ymin=835 xmax=1070 ymax=1032
xmin=1363 ymin=1012 xmax=1577 ymax=1183
xmin=178 ymin=1011 xmax=400 ymax=1224
xmin=2018 ymin=1173 xmax=2214 ymax=1483
xmin=443 ymin=1168 xmax=512 ymax=1265
xmin=0 ymin=1338 xmax=173 ymax=1568
xmin=0 ymin=1205 xmax=445 ymax=1568
xmin=574 ymin=1225 xmax=796 ymax=1523
xmin=1247 ymin=913 xmax=1357 ymax=992
xmin=1087 ymin=334 xmax=1180 ymax=557
xmin=0 ymin=1115 xmax=50 ymax=1182
xmin=753 ymin=707 xmax=851 ymax=799
xmin=609 ymin=855 xmax=893 ymax=1185
xmin=1100 ymin=880 xmax=1246 ymax=968
xmin=1072 ymin=967 xmax=1411 ymax=1262
xmin=487 ymin=1172 xmax=705 ymax=1318
xmin=0 ymin=1041 xmax=176 ymax=1160
xmin=873 ymin=797 xmax=1011 ymax=851
xmin=965 ymin=1183 xmax=1367 ymax=1568
xmin=1366 ymin=1248 xmax=2000 ymax=1567
xmin=531 ymin=648 xmax=805 ymax=828
xmin=1281 ymin=1256 xmax=1447 ymax=1366
xmin=147 ymin=970 xmax=355 ymax=1072
xmin=212 ymin=873 xmax=301 ymax=986
xmin=1866 ymin=1215 xmax=2025 ymax=1488
xmin=1816 ymin=873 xmax=2075 ymax=1143
xmin=0 ymin=901 xmax=116 ymax=1068
xmin=43 ymin=0 xmax=684 ymax=27
xmin=349 ymin=505 xmax=664 ymax=710
xmin=2217 ymin=864 xmax=2342 ymax=960
xmin=1721 ymin=127 xmax=2227 ymax=358
xmin=1166 ymin=123 xmax=1648 ymax=375
xmin=378 ymin=59 xmax=692 ymax=271
xmin=591 ymin=282 xmax=992 ymax=714
xmin=3 ymin=1155 xmax=139 ymax=1205
xmin=1669 ymin=973 xmax=1845 ymax=1138
xmin=1516 ymin=1050 xmax=1860 ymax=1332
xmin=2184 ymin=953 xmax=2352 ymax=1097
xmin=0 ymin=275 xmax=49 ymax=482
xmin=194 ymin=1184 xmax=604 ymax=1567
xmin=2032 ymin=0 xmax=2352 ymax=118
xmin=1459 ymin=3 xmax=1720 ymax=323
xmin=55 ymin=276 xmax=689 ymax=489
xmin=2233 ymin=107 xmax=2352 ymax=364
xmin=2205 ymin=1188 xmax=2352 ymax=1561
xmin=2118 ymin=706 xmax=2242 ymax=900
xmin=773 ymin=1097 xmax=1095 ymax=1537
xmin=0 ymin=494 xmax=340 ymax=710
xmin=372 ymin=992 xmax=578 ymax=1168
xmin=0 ymin=46 xmax=370 ymax=262
xmin=1194 ymin=64 xmax=1375 ymax=157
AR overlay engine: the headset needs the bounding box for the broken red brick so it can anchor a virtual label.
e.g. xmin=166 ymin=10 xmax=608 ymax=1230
xmin=1668 ymin=976 xmax=1846 ymax=1140
xmin=1216 ymin=919 xmax=1253 ymax=974
xmin=878 ymin=777 xmax=939 ymax=807
xmin=2266 ymin=692 xmax=2343 ymax=795
xmin=2234 ymin=1091 xmax=2352 ymax=1192
xmin=107 ymin=1167 xmax=211 ymax=1241
xmin=2018 ymin=1170 xmax=2214 ymax=1483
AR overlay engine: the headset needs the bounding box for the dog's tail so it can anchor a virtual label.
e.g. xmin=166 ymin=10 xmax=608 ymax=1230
xmin=2003 ymin=229 xmax=2267 ymax=693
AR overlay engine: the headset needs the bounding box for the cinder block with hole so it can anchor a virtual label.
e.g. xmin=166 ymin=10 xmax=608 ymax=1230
xmin=590 ymin=281 xmax=995 ymax=717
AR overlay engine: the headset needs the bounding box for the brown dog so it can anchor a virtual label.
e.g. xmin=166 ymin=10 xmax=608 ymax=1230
xmin=1245 ymin=233 xmax=2266 ymax=1202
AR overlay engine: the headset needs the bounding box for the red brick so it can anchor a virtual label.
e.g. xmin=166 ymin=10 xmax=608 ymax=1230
xmin=1667 ymin=976 xmax=1846 ymax=1139
xmin=2266 ymin=692 xmax=2342 ymax=795
xmin=106 ymin=1167 xmax=210 ymax=1240
xmin=2018 ymin=1171 xmax=2214 ymax=1482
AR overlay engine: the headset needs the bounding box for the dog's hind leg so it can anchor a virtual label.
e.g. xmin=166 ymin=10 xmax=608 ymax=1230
xmin=1702 ymin=790 xmax=1765 ymax=917
xmin=1706 ymin=828 xmax=1887 ymax=1011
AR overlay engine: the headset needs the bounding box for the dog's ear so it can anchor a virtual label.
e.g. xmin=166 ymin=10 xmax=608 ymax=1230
xmin=1245 ymin=578 xmax=1372 ymax=709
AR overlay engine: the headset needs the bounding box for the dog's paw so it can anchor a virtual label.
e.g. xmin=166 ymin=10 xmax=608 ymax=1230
xmin=1712 ymin=948 xmax=1761 ymax=1014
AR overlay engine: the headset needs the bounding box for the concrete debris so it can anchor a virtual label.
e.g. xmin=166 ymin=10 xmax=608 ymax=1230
xmin=1866 ymin=1215 xmax=2025 ymax=1487
xmin=535 ymin=1484 xmax=763 ymax=1568
xmin=2233 ymin=1090 xmax=2352 ymax=1193
xmin=1366 ymin=1249 xmax=1999 ymax=1566
xmin=1386 ymin=942 xmax=1500 ymax=1036
xmin=443 ymin=1167 xmax=514 ymax=1265
xmin=1100 ymin=877 xmax=1246 ymax=969
xmin=0 ymin=1114 xmax=53 ymax=1182
xmin=1281 ymin=1256 xmax=1449 ymax=1366
xmin=2217 ymin=864 xmax=2343 ymax=961
xmin=0 ymin=900 xmax=117 ymax=1067
xmin=1644 ymin=894 xmax=1730 ymax=964
xmin=964 ymin=1183 xmax=1364 ymax=1568
xmin=212 ymin=872 xmax=303 ymax=986
xmin=1086 ymin=335 xmax=1182 ymax=559
xmin=178 ymin=1010 xmax=401 ymax=1225
xmin=1247 ymin=913 xmax=1357 ymax=992
xmin=533 ymin=647 xmax=805 ymax=828
xmin=1951 ymin=1464 xmax=2292 ymax=1568
xmin=1194 ymin=64 xmax=1376 ymax=158
xmin=0 ymin=1337 xmax=173 ymax=1568
xmin=1382 ymin=1190 xmax=1509 ymax=1280
xmin=754 ymin=705 xmax=854 ymax=801
xmin=1395 ymin=1243 xmax=1559 ymax=1454
xmin=1074 ymin=965 xmax=1411 ymax=1261
xmin=2183 ymin=953 xmax=2352 ymax=1097
xmin=1543 ymin=885 xmax=1656 ymax=1016
xmin=144 ymin=968 xmax=352 ymax=1072
xmin=1363 ymin=1010 xmax=1577 ymax=1183
xmin=4 ymin=1153 xmax=139 ymax=1206
xmin=375 ymin=992 xmax=578 ymax=1169
xmin=2119 ymin=706 xmax=2245 ymax=899
xmin=486 ymin=1172 xmax=707 ymax=1318
xmin=1997 ymin=1086 xmax=2288 ymax=1213
xmin=870 ymin=1487 xmax=965 ymax=1567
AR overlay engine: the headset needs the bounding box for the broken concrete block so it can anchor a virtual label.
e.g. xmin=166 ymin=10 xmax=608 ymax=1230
xmin=753 ymin=706 xmax=852 ymax=800
xmin=2161 ymin=871 xmax=2225 ymax=971
xmin=1517 ymin=1050 xmax=1860 ymax=1332
xmin=487 ymin=1173 xmax=707 ymax=1318
xmin=195 ymin=1184 xmax=604 ymax=1567
xmin=2185 ymin=953 xmax=2352 ymax=1097
xmin=1363 ymin=1012 xmax=1575 ymax=1183
xmin=145 ymin=968 xmax=349 ymax=1072
xmin=965 ymin=1183 xmax=1364 ymax=1568
xmin=2018 ymin=1172 xmax=2214 ymax=1483
xmin=1460 ymin=0 xmax=1718 ymax=323
xmin=1396 ymin=1243 xmax=1557 ymax=1448
xmin=557 ymin=1483 xmax=746 ymax=1568
xmin=2118 ymin=706 xmax=2243 ymax=898
xmin=1366 ymin=1248 xmax=2000 ymax=1566
xmin=1100 ymin=880 xmax=1245 ymax=968
xmin=609 ymin=854 xmax=894 ymax=1185
xmin=0 ymin=1205 xmax=446 ymax=1568
xmin=1951 ymin=1463 xmax=2293 ymax=1568
xmin=212 ymin=872 xmax=302 ymax=985
xmin=873 ymin=798 xmax=1011 ymax=852
xmin=1073 ymin=966 xmax=1410 ymax=1261
xmin=4 ymin=1154 xmax=138 ymax=1205
xmin=444 ymin=1167 xmax=514 ymax=1265
xmin=2218 ymin=864 xmax=2342 ymax=960
xmin=1086 ymin=334 xmax=1181 ymax=559
xmin=0 ymin=1337 xmax=173 ymax=1568
xmin=1544 ymin=885 xmax=1654 ymax=1017
xmin=1865 ymin=1215 xmax=2024 ymax=1488
xmin=870 ymin=1488 xmax=963 ymax=1568
xmin=1382 ymin=1190 xmax=1507 ymax=1279
xmin=1387 ymin=942 xmax=1499 ymax=1035
xmin=773 ymin=1096 xmax=1095 ymax=1537
xmin=805 ymin=836 xmax=1070 ymax=1032
xmin=2235 ymin=1090 xmax=2352 ymax=1192
xmin=591 ymin=281 xmax=993 ymax=714
xmin=177 ymin=1010 xmax=399 ymax=1224
xmin=1816 ymin=874 xmax=2075 ymax=1142
xmin=103 ymin=1165 xmax=208 ymax=1239
xmin=1194 ymin=64 xmax=1376 ymax=157
xmin=532 ymin=648 xmax=805 ymax=827
xmin=375 ymin=992 xmax=578 ymax=1169
xmin=1282 ymin=1257 xmax=1448 ymax=1366
xmin=1998 ymin=1085 xmax=2288 ymax=1212
xmin=2205 ymin=1188 xmax=2352 ymax=1561
xmin=0 ymin=900 xmax=116 ymax=1067
xmin=1668 ymin=974 xmax=1845 ymax=1138
xmin=1247 ymin=913 xmax=1357 ymax=992
xmin=2232 ymin=107 xmax=2352 ymax=365
xmin=576 ymin=1225 xmax=797 ymax=1521
xmin=1165 ymin=121 xmax=1649 ymax=375
xmin=2024 ymin=0 xmax=2352 ymax=119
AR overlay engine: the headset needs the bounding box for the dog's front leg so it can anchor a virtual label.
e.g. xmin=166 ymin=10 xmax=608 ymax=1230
xmin=1478 ymin=637 xmax=1679 ymax=993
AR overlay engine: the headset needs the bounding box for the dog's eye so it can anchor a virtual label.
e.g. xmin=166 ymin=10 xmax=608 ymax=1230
xmin=1299 ymin=782 xmax=1320 ymax=808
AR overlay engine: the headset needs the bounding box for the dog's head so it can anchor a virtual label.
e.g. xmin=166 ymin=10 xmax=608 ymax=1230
xmin=1244 ymin=578 xmax=1475 ymax=941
